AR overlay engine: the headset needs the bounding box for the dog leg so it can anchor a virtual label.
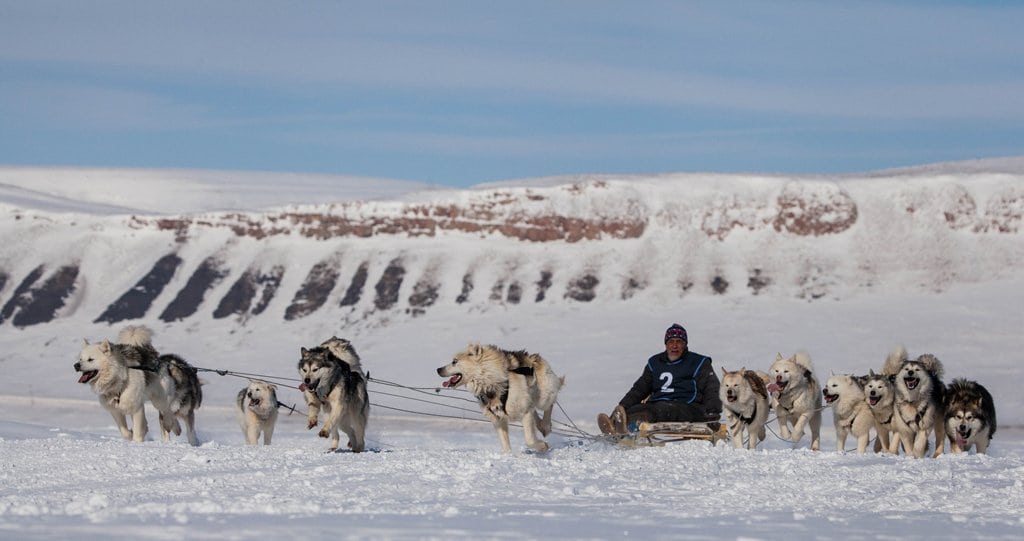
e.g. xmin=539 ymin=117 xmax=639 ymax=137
xmin=495 ymin=418 xmax=512 ymax=452
xmin=183 ymin=409 xmax=198 ymax=446
xmin=263 ymin=422 xmax=274 ymax=445
xmin=975 ymin=437 xmax=988 ymax=455
xmin=856 ymin=433 xmax=870 ymax=454
xmin=776 ymin=412 xmax=792 ymax=440
xmin=245 ymin=420 xmax=260 ymax=445
xmin=789 ymin=412 xmax=809 ymax=444
xmin=911 ymin=431 xmax=929 ymax=458
xmin=835 ymin=424 xmax=848 ymax=453
xmin=305 ymin=398 xmax=320 ymax=430
xmin=932 ymin=421 xmax=945 ymax=458
xmin=131 ymin=408 xmax=148 ymax=443
xmin=342 ymin=425 xmax=365 ymax=453
xmin=521 ymin=412 xmax=549 ymax=452
xmin=110 ymin=411 xmax=133 ymax=440
xmin=809 ymin=411 xmax=821 ymax=451
xmin=538 ymin=405 xmax=554 ymax=437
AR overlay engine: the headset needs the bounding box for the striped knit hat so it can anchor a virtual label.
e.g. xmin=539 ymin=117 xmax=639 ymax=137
xmin=664 ymin=323 xmax=688 ymax=343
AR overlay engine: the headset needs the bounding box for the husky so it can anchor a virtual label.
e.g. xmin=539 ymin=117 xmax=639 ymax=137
xmin=297 ymin=337 xmax=369 ymax=452
xmin=862 ymin=369 xmax=897 ymax=453
xmin=768 ymin=351 xmax=821 ymax=450
xmin=74 ymin=326 xmax=202 ymax=445
xmin=236 ymin=381 xmax=279 ymax=446
xmin=718 ymin=368 xmax=770 ymax=450
xmin=437 ymin=343 xmax=565 ymax=452
xmin=823 ymin=373 xmax=875 ymax=454
xmin=944 ymin=378 xmax=997 ymax=454
xmin=888 ymin=346 xmax=946 ymax=458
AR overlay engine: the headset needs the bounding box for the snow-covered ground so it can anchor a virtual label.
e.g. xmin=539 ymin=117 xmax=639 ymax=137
xmin=2 ymin=163 xmax=1023 ymax=539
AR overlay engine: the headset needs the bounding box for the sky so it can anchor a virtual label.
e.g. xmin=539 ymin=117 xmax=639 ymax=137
xmin=2 ymin=1 xmax=1023 ymax=187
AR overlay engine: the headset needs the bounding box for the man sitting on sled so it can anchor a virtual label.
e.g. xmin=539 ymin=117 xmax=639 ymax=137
xmin=598 ymin=323 xmax=722 ymax=435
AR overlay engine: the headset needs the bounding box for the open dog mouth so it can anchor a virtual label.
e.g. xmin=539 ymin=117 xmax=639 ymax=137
xmin=726 ymin=391 xmax=737 ymax=403
xmin=442 ymin=374 xmax=462 ymax=388
xmin=77 ymin=370 xmax=98 ymax=384
xmin=868 ymin=395 xmax=881 ymax=406
xmin=299 ymin=379 xmax=319 ymax=393
xmin=903 ymin=376 xmax=920 ymax=390
xmin=823 ymin=391 xmax=839 ymax=404
xmin=249 ymin=398 xmax=262 ymax=408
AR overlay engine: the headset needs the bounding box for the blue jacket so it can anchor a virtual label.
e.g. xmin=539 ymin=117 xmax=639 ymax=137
xmin=619 ymin=350 xmax=722 ymax=413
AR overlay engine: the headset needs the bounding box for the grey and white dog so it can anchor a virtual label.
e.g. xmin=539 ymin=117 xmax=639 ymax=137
xmin=75 ymin=326 xmax=202 ymax=445
xmin=861 ymin=369 xmax=897 ymax=453
xmin=888 ymin=346 xmax=946 ymax=458
xmin=236 ymin=380 xmax=279 ymax=445
xmin=944 ymin=378 xmax=997 ymax=454
xmin=297 ymin=337 xmax=369 ymax=452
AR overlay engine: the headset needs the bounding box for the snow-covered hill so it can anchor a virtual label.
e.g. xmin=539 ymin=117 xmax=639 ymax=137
xmin=1 ymin=163 xmax=1021 ymax=331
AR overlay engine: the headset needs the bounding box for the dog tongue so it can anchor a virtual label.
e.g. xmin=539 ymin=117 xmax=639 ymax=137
xmin=77 ymin=373 xmax=90 ymax=384
xmin=767 ymin=383 xmax=782 ymax=394
xmin=298 ymin=383 xmax=308 ymax=392
xmin=442 ymin=375 xmax=461 ymax=387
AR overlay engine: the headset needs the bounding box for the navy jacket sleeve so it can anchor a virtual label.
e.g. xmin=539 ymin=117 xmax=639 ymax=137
xmin=618 ymin=366 xmax=652 ymax=409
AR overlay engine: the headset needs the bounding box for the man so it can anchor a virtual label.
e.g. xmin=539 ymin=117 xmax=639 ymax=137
xmin=598 ymin=323 xmax=722 ymax=434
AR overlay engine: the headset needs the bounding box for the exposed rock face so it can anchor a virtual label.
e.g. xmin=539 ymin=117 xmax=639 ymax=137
xmin=772 ymin=183 xmax=858 ymax=236
xmin=565 ymin=273 xmax=599 ymax=302
xmin=535 ymin=270 xmax=553 ymax=302
xmin=374 ymin=259 xmax=406 ymax=310
xmin=339 ymin=262 xmax=369 ymax=307
xmin=0 ymin=264 xmax=80 ymax=327
xmin=160 ymin=257 xmax=228 ymax=322
xmin=96 ymin=254 xmax=183 ymax=324
xmin=285 ymin=260 xmax=340 ymax=321
xmin=213 ymin=266 xmax=284 ymax=320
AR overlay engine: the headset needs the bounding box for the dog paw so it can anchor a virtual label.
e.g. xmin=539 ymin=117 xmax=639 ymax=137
xmin=307 ymin=420 xmax=318 ymax=430
xmin=318 ymin=428 xmax=329 ymax=438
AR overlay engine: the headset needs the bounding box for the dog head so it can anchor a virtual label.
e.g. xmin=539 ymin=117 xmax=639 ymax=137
xmin=74 ymin=339 xmax=115 ymax=386
xmin=241 ymin=381 xmax=278 ymax=418
xmin=862 ymin=369 xmax=895 ymax=409
xmin=297 ymin=346 xmax=337 ymax=394
xmin=437 ymin=343 xmax=507 ymax=389
xmin=720 ymin=367 xmax=753 ymax=404
xmin=895 ymin=360 xmax=933 ymax=398
xmin=823 ymin=373 xmax=864 ymax=405
xmin=769 ymin=353 xmax=806 ymax=393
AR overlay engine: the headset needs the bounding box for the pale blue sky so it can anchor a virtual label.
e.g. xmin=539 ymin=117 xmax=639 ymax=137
xmin=2 ymin=1 xmax=1022 ymax=186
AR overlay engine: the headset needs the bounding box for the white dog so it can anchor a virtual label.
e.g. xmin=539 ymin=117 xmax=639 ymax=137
xmin=437 ymin=344 xmax=564 ymax=452
xmin=822 ymin=373 xmax=875 ymax=454
xmin=719 ymin=367 xmax=770 ymax=450
xmin=236 ymin=381 xmax=279 ymax=445
xmin=768 ymin=351 xmax=822 ymax=450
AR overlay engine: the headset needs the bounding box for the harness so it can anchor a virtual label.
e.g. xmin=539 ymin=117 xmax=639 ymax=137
xmin=896 ymin=399 xmax=930 ymax=430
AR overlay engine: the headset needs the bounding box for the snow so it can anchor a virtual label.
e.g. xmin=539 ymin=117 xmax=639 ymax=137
xmin=2 ymin=161 xmax=1024 ymax=540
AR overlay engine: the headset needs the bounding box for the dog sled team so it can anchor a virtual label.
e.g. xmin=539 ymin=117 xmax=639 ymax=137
xmin=75 ymin=323 xmax=995 ymax=457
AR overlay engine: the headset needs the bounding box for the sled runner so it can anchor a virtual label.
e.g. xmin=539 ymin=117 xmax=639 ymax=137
xmin=608 ymin=421 xmax=728 ymax=447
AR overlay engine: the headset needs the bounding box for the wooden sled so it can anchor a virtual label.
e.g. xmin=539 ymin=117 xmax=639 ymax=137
xmin=615 ymin=421 xmax=727 ymax=447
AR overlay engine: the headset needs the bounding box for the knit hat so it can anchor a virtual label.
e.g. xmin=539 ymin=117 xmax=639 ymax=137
xmin=664 ymin=323 xmax=688 ymax=343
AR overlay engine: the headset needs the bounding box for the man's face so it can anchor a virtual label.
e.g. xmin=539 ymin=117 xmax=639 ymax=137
xmin=665 ymin=338 xmax=686 ymax=359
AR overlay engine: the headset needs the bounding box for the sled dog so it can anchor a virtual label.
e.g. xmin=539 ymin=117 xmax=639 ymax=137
xmin=237 ymin=381 xmax=279 ymax=445
xmin=437 ymin=343 xmax=565 ymax=452
xmin=861 ymin=369 xmax=897 ymax=453
xmin=297 ymin=337 xmax=369 ymax=452
xmin=75 ymin=326 xmax=202 ymax=445
xmin=822 ymin=373 xmax=874 ymax=454
xmin=944 ymin=378 xmax=997 ymax=454
xmin=768 ymin=351 xmax=821 ymax=450
xmin=888 ymin=346 xmax=946 ymax=458
xmin=719 ymin=367 xmax=770 ymax=450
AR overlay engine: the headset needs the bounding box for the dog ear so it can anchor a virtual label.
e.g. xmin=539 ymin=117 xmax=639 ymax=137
xmin=301 ymin=347 xmax=308 ymax=355
xmin=776 ymin=352 xmax=784 ymax=361
xmin=82 ymin=338 xmax=90 ymax=346
xmin=740 ymin=366 xmax=746 ymax=373
xmin=721 ymin=366 xmax=727 ymax=376
xmin=99 ymin=339 xmax=111 ymax=353
xmin=868 ymin=368 xmax=876 ymax=377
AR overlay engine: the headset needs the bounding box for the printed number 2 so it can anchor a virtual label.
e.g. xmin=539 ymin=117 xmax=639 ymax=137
xmin=659 ymin=372 xmax=675 ymax=393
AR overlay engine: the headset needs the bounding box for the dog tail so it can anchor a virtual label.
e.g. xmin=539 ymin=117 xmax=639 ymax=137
xmin=882 ymin=345 xmax=907 ymax=376
xmin=118 ymin=325 xmax=154 ymax=348
xmin=793 ymin=351 xmax=813 ymax=372
xmin=914 ymin=353 xmax=944 ymax=380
